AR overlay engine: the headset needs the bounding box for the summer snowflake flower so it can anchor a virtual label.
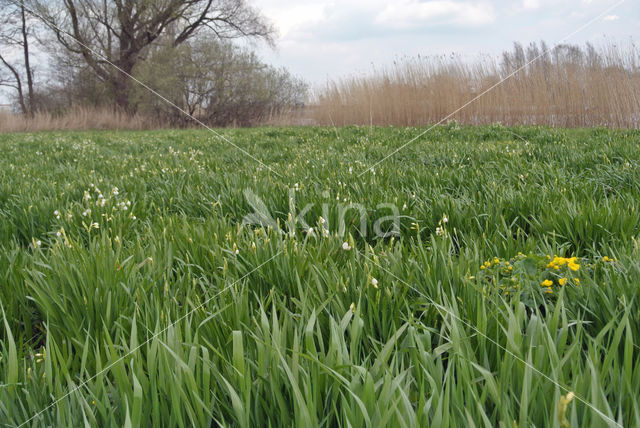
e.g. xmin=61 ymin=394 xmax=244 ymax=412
xmin=442 ymin=216 xmax=448 ymax=223
xmin=349 ymin=302 xmax=356 ymax=313
xmin=342 ymin=242 xmax=351 ymax=250
xmin=371 ymin=277 xmax=378 ymax=288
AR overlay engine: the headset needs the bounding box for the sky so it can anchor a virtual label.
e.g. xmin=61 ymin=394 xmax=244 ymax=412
xmin=250 ymin=0 xmax=639 ymax=87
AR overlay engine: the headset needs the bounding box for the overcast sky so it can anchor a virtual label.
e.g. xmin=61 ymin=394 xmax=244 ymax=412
xmin=251 ymin=0 xmax=639 ymax=86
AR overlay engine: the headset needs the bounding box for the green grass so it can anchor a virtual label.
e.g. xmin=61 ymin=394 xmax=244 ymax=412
xmin=0 ymin=124 xmax=639 ymax=427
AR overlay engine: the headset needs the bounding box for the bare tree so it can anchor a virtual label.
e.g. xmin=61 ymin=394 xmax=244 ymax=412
xmin=0 ymin=0 xmax=36 ymax=115
xmin=29 ymin=0 xmax=275 ymax=110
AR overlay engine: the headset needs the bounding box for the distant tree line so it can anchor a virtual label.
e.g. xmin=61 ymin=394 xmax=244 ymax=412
xmin=0 ymin=0 xmax=307 ymax=126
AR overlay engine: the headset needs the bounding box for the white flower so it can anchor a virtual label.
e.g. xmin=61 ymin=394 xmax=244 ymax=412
xmin=442 ymin=216 xmax=448 ymax=223
xmin=349 ymin=302 xmax=356 ymax=313
xmin=308 ymin=227 xmax=314 ymax=234
xmin=56 ymin=231 xmax=61 ymax=237
xmin=91 ymin=222 xmax=99 ymax=229
xmin=342 ymin=242 xmax=351 ymax=250
xmin=402 ymin=204 xmax=407 ymax=210
xmin=35 ymin=240 xmax=41 ymax=247
xmin=435 ymin=226 xmax=444 ymax=236
xmin=112 ymin=187 xmax=119 ymax=196
xmin=371 ymin=277 xmax=378 ymax=288
xmin=319 ymin=216 xmax=326 ymax=224
xmin=82 ymin=209 xmax=91 ymax=217
xmin=131 ymin=215 xmax=136 ymax=220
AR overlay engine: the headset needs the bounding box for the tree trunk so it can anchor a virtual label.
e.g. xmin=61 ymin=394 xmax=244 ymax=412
xmin=113 ymin=79 xmax=131 ymax=111
xmin=20 ymin=0 xmax=34 ymax=116
xmin=112 ymin=65 xmax=134 ymax=111
xmin=112 ymin=51 xmax=136 ymax=111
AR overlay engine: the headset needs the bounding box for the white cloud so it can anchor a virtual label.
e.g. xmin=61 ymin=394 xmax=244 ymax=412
xmin=603 ymin=15 xmax=620 ymax=21
xmin=252 ymin=1 xmax=332 ymax=39
xmin=522 ymin=0 xmax=540 ymax=10
xmin=375 ymin=1 xmax=495 ymax=29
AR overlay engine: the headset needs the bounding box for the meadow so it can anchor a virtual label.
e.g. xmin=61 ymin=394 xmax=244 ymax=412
xmin=0 ymin=124 xmax=639 ymax=426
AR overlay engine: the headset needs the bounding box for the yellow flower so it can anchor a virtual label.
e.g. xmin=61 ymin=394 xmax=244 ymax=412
xmin=545 ymin=288 xmax=553 ymax=294
xmin=568 ymin=262 xmax=579 ymax=271
xmin=480 ymin=265 xmax=485 ymax=270
xmin=493 ymin=257 xmax=500 ymax=264
xmin=574 ymin=278 xmax=580 ymax=284
xmin=558 ymin=278 xmax=567 ymax=286
xmin=541 ymin=279 xmax=553 ymax=287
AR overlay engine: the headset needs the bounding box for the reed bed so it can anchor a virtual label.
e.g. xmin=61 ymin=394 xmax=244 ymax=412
xmin=0 ymin=107 xmax=161 ymax=133
xmin=312 ymin=42 xmax=640 ymax=128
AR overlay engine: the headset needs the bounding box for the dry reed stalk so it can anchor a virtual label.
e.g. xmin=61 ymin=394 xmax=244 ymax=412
xmin=311 ymin=42 xmax=640 ymax=128
xmin=0 ymin=106 xmax=161 ymax=133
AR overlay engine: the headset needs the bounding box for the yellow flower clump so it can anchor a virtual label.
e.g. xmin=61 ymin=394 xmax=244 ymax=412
xmin=547 ymin=256 xmax=580 ymax=272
